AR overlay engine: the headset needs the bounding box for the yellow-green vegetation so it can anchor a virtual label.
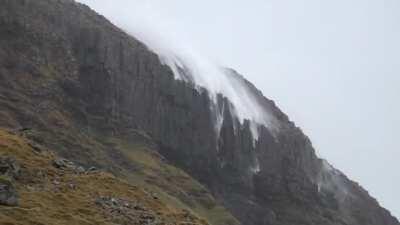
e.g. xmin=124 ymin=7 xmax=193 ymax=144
xmin=0 ymin=175 xmax=12 ymax=185
xmin=101 ymin=137 xmax=241 ymax=225
xmin=13 ymin=126 xmax=239 ymax=225
xmin=0 ymin=129 xmax=210 ymax=225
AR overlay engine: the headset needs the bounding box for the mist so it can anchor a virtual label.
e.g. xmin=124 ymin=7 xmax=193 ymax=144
xmin=75 ymin=0 xmax=278 ymax=140
xmin=76 ymin=0 xmax=400 ymax=218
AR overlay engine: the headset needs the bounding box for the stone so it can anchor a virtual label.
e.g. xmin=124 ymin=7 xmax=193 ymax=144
xmin=0 ymin=0 xmax=398 ymax=224
xmin=0 ymin=176 xmax=18 ymax=206
xmin=53 ymin=158 xmax=69 ymax=169
xmin=28 ymin=142 xmax=44 ymax=153
xmin=53 ymin=158 xmax=83 ymax=173
xmin=86 ymin=167 xmax=97 ymax=173
xmin=17 ymin=127 xmax=32 ymax=133
xmin=68 ymin=183 xmax=76 ymax=189
xmin=75 ymin=166 xmax=85 ymax=174
xmin=151 ymin=193 xmax=159 ymax=200
xmin=0 ymin=156 xmax=20 ymax=179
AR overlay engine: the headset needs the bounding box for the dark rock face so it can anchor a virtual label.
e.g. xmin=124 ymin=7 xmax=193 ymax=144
xmin=0 ymin=0 xmax=398 ymax=224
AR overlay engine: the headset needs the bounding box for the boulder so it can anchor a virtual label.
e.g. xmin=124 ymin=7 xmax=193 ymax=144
xmin=0 ymin=176 xmax=18 ymax=206
xmin=0 ymin=156 xmax=20 ymax=179
xmin=86 ymin=166 xmax=97 ymax=173
xmin=53 ymin=158 xmax=72 ymax=169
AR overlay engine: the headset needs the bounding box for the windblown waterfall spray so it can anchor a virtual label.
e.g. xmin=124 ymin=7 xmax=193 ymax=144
xmin=76 ymin=0 xmax=276 ymax=142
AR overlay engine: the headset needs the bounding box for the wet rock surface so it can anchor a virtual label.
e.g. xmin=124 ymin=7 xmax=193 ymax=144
xmin=0 ymin=0 xmax=398 ymax=225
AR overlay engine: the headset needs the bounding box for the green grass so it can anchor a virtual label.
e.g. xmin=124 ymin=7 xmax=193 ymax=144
xmin=0 ymin=129 xmax=210 ymax=225
xmin=0 ymin=128 xmax=239 ymax=225
xmin=101 ymin=136 xmax=240 ymax=225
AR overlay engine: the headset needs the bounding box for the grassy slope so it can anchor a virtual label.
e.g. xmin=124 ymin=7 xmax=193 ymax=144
xmin=0 ymin=129 xmax=238 ymax=225
xmin=103 ymin=137 xmax=240 ymax=225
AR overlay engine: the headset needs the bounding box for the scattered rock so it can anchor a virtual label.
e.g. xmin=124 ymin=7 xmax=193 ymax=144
xmin=133 ymin=205 xmax=146 ymax=211
xmin=0 ymin=176 xmax=19 ymax=206
xmin=53 ymin=158 xmax=90 ymax=174
xmin=53 ymin=158 xmax=69 ymax=169
xmin=27 ymin=142 xmax=44 ymax=153
xmin=151 ymin=192 xmax=159 ymax=200
xmin=68 ymin=183 xmax=76 ymax=189
xmin=95 ymin=196 xmax=157 ymax=224
xmin=0 ymin=157 xmax=20 ymax=206
xmin=17 ymin=127 xmax=32 ymax=133
xmin=53 ymin=159 xmax=73 ymax=169
xmin=75 ymin=166 xmax=85 ymax=174
xmin=0 ymin=156 xmax=20 ymax=179
xmin=26 ymin=185 xmax=36 ymax=192
xmin=86 ymin=166 xmax=97 ymax=173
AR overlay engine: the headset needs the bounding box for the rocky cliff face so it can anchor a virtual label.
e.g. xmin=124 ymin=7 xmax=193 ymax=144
xmin=0 ymin=0 xmax=398 ymax=225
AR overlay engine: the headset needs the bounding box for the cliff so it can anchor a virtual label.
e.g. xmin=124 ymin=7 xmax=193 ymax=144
xmin=0 ymin=0 xmax=398 ymax=225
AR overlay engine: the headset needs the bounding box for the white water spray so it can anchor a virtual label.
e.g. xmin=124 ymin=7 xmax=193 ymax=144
xmin=317 ymin=160 xmax=352 ymax=201
xmin=77 ymin=0 xmax=276 ymax=142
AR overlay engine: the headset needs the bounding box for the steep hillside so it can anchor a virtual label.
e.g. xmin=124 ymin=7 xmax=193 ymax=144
xmin=0 ymin=0 xmax=398 ymax=225
xmin=0 ymin=129 xmax=213 ymax=225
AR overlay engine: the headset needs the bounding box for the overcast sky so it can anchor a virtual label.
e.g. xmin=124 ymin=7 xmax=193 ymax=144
xmin=77 ymin=0 xmax=400 ymax=218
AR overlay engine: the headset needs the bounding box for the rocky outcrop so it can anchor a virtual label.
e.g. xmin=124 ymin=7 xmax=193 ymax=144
xmin=0 ymin=157 xmax=20 ymax=206
xmin=0 ymin=157 xmax=20 ymax=179
xmin=0 ymin=0 xmax=398 ymax=225
xmin=0 ymin=176 xmax=18 ymax=206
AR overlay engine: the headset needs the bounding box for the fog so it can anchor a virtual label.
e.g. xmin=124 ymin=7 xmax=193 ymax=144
xmin=77 ymin=0 xmax=400 ymax=218
xmin=77 ymin=0 xmax=279 ymax=140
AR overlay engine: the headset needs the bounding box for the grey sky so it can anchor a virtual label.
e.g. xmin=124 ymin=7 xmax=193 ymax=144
xmin=77 ymin=0 xmax=400 ymax=218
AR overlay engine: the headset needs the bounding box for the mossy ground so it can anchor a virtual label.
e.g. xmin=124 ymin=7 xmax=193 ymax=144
xmin=0 ymin=129 xmax=210 ymax=225
xmin=0 ymin=175 xmax=12 ymax=185
xmin=103 ymin=137 xmax=240 ymax=225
